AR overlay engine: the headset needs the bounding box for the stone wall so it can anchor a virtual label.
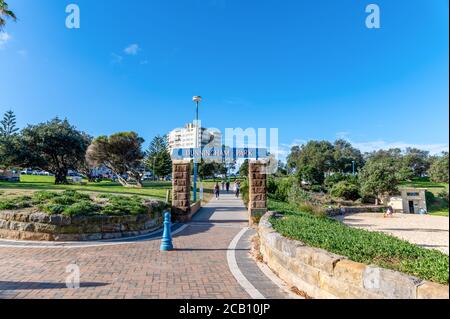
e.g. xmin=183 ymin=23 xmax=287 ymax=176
xmin=248 ymin=161 xmax=268 ymax=225
xmin=326 ymin=206 xmax=386 ymax=217
xmin=171 ymin=161 xmax=192 ymax=222
xmin=0 ymin=200 xmax=166 ymax=241
xmin=258 ymin=212 xmax=449 ymax=299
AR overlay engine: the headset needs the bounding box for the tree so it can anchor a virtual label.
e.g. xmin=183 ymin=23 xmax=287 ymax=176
xmin=364 ymin=148 xmax=412 ymax=181
xmin=0 ymin=0 xmax=16 ymax=30
xmin=239 ymin=159 xmax=249 ymax=178
xmin=143 ymin=135 xmax=172 ymax=180
xmin=0 ymin=110 xmax=19 ymax=138
xmin=287 ymin=145 xmax=301 ymax=173
xmin=297 ymin=165 xmax=325 ymax=186
xmin=333 ymin=139 xmax=364 ymax=174
xmin=86 ymin=132 xmax=145 ymax=187
xmin=276 ymin=160 xmax=288 ymax=176
xmin=428 ymin=152 xmax=449 ymax=183
xmin=330 ymin=180 xmax=361 ymax=201
xmin=359 ymin=156 xmax=400 ymax=205
xmin=403 ymin=148 xmax=430 ymax=178
xmin=12 ymin=118 xmax=90 ymax=184
xmin=291 ymin=141 xmax=335 ymax=184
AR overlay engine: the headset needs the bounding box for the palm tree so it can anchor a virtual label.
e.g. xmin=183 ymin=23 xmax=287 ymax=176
xmin=0 ymin=0 xmax=16 ymax=30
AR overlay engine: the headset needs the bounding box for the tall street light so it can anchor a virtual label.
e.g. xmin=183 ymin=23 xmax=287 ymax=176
xmin=192 ymin=96 xmax=202 ymax=202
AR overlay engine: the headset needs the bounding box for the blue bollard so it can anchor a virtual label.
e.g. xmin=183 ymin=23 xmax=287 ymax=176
xmin=160 ymin=211 xmax=174 ymax=251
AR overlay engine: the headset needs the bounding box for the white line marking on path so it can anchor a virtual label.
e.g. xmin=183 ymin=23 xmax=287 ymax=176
xmin=227 ymin=227 xmax=265 ymax=299
xmin=0 ymin=224 xmax=189 ymax=249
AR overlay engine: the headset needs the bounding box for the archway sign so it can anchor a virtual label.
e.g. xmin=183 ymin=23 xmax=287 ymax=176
xmin=171 ymin=147 xmax=269 ymax=161
xmin=170 ymin=147 xmax=269 ymax=225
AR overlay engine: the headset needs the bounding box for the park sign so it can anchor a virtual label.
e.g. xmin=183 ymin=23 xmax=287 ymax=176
xmin=171 ymin=147 xmax=269 ymax=161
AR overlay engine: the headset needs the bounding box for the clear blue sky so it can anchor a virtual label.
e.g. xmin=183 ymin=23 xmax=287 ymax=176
xmin=0 ymin=0 xmax=448 ymax=159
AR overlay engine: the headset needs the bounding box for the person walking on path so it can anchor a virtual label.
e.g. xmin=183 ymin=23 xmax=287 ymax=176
xmin=226 ymin=181 xmax=230 ymax=193
xmin=234 ymin=181 xmax=240 ymax=198
xmin=214 ymin=182 xmax=220 ymax=199
xmin=222 ymin=180 xmax=225 ymax=191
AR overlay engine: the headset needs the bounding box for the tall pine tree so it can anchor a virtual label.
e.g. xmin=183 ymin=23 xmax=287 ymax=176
xmin=0 ymin=110 xmax=19 ymax=138
xmin=144 ymin=135 xmax=172 ymax=180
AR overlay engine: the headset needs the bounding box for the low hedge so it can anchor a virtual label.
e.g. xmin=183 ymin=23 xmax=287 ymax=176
xmin=269 ymin=200 xmax=449 ymax=285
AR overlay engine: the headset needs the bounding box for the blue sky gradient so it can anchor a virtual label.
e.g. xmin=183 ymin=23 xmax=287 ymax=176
xmin=0 ymin=0 xmax=448 ymax=158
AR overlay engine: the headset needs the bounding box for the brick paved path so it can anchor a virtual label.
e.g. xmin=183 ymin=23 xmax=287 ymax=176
xmin=0 ymin=192 xmax=292 ymax=299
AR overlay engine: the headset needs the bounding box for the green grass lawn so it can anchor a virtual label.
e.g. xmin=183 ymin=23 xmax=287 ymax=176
xmin=0 ymin=175 xmax=172 ymax=199
xmin=400 ymin=177 xmax=448 ymax=195
xmin=269 ymin=200 xmax=449 ymax=285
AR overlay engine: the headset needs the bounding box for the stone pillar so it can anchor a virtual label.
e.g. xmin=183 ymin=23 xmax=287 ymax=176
xmin=248 ymin=160 xmax=267 ymax=226
xmin=171 ymin=161 xmax=191 ymax=222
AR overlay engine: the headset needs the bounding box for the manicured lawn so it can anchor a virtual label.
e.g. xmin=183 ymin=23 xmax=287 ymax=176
xmin=269 ymin=200 xmax=449 ymax=285
xmin=0 ymin=175 xmax=217 ymax=204
xmin=0 ymin=175 xmax=172 ymax=199
xmin=430 ymin=210 xmax=449 ymax=217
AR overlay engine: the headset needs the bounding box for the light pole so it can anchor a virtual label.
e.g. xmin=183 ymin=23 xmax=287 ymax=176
xmin=192 ymin=96 xmax=202 ymax=202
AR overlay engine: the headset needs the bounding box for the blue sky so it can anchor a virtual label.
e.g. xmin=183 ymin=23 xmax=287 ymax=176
xmin=0 ymin=0 xmax=448 ymax=159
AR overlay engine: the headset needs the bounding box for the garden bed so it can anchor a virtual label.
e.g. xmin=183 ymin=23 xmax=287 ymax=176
xmin=0 ymin=190 xmax=167 ymax=241
xmin=268 ymin=200 xmax=449 ymax=285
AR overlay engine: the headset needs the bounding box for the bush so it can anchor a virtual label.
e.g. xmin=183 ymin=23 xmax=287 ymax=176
xmin=425 ymin=191 xmax=436 ymax=206
xmin=64 ymin=201 xmax=100 ymax=217
xmin=240 ymin=180 xmax=249 ymax=207
xmin=266 ymin=177 xmax=294 ymax=202
xmin=269 ymin=200 xmax=449 ymax=285
xmin=0 ymin=196 xmax=33 ymax=210
xmin=325 ymin=173 xmax=358 ymax=190
xmin=0 ymin=190 xmax=152 ymax=217
xmin=437 ymin=189 xmax=449 ymax=202
xmin=40 ymin=204 xmax=66 ymax=215
xmin=287 ymin=184 xmax=312 ymax=205
xmin=297 ymin=165 xmax=325 ymax=186
xmin=330 ymin=181 xmax=361 ymax=201
xmin=102 ymin=196 xmax=148 ymax=216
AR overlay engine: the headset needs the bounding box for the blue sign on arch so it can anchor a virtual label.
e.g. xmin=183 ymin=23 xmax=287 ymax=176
xmin=171 ymin=147 xmax=269 ymax=161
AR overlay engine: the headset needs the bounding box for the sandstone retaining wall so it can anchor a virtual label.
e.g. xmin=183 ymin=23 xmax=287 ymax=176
xmin=258 ymin=212 xmax=449 ymax=299
xmin=0 ymin=201 xmax=166 ymax=241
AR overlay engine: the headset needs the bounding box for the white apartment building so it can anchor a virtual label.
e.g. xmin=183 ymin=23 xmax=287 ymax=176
xmin=168 ymin=123 xmax=222 ymax=153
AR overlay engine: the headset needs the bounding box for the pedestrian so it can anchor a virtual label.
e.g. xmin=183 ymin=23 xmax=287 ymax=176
xmin=222 ymin=180 xmax=225 ymax=191
xmin=384 ymin=206 xmax=394 ymax=218
xmin=214 ymin=182 xmax=220 ymax=199
xmin=234 ymin=181 xmax=240 ymax=198
xmin=226 ymin=181 xmax=230 ymax=193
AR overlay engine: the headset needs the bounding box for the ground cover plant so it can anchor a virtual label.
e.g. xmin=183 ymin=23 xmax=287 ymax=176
xmin=269 ymin=200 xmax=449 ymax=285
xmin=0 ymin=190 xmax=161 ymax=217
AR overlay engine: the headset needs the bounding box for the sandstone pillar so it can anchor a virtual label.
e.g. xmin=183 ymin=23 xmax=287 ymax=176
xmin=248 ymin=160 xmax=268 ymax=226
xmin=171 ymin=161 xmax=191 ymax=222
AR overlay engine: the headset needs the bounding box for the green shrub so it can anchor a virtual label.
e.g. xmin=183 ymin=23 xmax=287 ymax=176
xmin=240 ymin=180 xmax=249 ymax=207
xmin=269 ymin=200 xmax=449 ymax=285
xmin=0 ymin=200 xmax=16 ymax=210
xmin=102 ymin=196 xmax=148 ymax=216
xmin=297 ymin=202 xmax=326 ymax=217
xmin=425 ymin=191 xmax=436 ymax=206
xmin=0 ymin=196 xmax=33 ymax=210
xmin=51 ymin=195 xmax=77 ymax=206
xmin=40 ymin=204 xmax=66 ymax=215
xmin=267 ymin=177 xmax=294 ymax=202
xmin=287 ymin=184 xmax=312 ymax=205
xmin=64 ymin=201 xmax=100 ymax=217
xmin=330 ymin=181 xmax=361 ymax=201
xmin=32 ymin=191 xmax=58 ymax=202
xmin=437 ymin=189 xmax=449 ymax=202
